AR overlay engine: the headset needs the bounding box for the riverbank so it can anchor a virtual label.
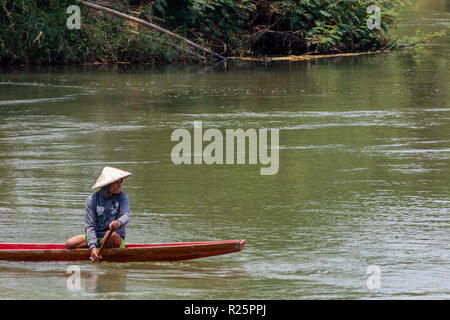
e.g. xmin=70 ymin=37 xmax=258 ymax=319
xmin=0 ymin=0 xmax=425 ymax=65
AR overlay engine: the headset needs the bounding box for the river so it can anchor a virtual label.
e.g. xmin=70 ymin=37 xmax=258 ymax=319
xmin=0 ymin=0 xmax=448 ymax=299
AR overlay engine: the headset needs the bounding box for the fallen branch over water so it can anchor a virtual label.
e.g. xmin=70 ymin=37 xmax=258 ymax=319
xmin=77 ymin=0 xmax=227 ymax=62
xmin=233 ymin=50 xmax=384 ymax=62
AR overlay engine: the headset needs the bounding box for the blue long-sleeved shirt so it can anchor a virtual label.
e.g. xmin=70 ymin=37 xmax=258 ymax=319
xmin=84 ymin=187 xmax=130 ymax=250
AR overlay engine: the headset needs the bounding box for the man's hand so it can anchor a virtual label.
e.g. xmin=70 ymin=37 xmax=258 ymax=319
xmin=90 ymin=247 xmax=102 ymax=262
xmin=109 ymin=220 xmax=121 ymax=231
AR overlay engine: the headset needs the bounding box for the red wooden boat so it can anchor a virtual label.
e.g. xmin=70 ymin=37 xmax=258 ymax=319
xmin=0 ymin=240 xmax=246 ymax=262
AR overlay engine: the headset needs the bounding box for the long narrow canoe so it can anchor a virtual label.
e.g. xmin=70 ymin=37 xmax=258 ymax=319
xmin=0 ymin=240 xmax=246 ymax=262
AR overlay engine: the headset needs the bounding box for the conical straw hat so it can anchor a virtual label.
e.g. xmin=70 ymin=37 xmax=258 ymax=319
xmin=91 ymin=166 xmax=132 ymax=190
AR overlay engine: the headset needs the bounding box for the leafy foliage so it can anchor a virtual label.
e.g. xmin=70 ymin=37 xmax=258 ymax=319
xmin=0 ymin=0 xmax=184 ymax=64
xmin=138 ymin=0 xmax=407 ymax=55
xmin=0 ymin=0 xmax=409 ymax=64
xmin=394 ymin=28 xmax=448 ymax=50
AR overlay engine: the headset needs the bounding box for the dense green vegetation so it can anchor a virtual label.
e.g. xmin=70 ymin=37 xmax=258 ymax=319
xmin=0 ymin=0 xmax=413 ymax=65
xmin=0 ymin=0 xmax=185 ymax=64
xmin=144 ymin=0 xmax=404 ymax=54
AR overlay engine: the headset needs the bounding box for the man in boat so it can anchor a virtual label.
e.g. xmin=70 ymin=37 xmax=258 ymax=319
xmin=65 ymin=166 xmax=131 ymax=262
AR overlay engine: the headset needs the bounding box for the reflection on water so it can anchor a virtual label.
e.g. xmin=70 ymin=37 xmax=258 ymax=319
xmin=82 ymin=270 xmax=127 ymax=294
xmin=0 ymin=260 xmax=248 ymax=299
xmin=0 ymin=0 xmax=449 ymax=299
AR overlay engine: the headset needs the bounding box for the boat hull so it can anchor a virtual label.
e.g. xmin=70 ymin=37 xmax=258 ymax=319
xmin=0 ymin=240 xmax=246 ymax=262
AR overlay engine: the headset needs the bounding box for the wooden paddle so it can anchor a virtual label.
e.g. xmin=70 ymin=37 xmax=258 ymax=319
xmin=89 ymin=227 xmax=114 ymax=263
xmin=98 ymin=228 xmax=114 ymax=256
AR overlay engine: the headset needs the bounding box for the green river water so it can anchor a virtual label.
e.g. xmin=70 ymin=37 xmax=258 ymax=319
xmin=0 ymin=1 xmax=449 ymax=299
